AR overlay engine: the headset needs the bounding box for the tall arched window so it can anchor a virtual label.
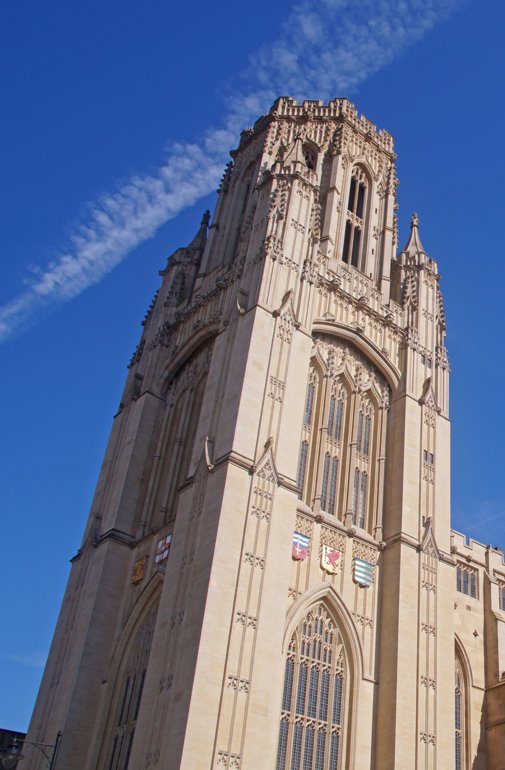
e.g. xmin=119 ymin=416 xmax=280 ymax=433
xmin=296 ymin=339 xmax=386 ymax=535
xmin=455 ymin=653 xmax=467 ymax=770
xmin=276 ymin=605 xmax=346 ymax=770
xmin=342 ymin=166 xmax=368 ymax=271
xmin=224 ymin=162 xmax=256 ymax=264
xmin=352 ymin=469 xmax=368 ymax=528
xmin=297 ymin=368 xmax=320 ymax=498
xmin=105 ymin=601 xmax=159 ymax=770
xmin=145 ymin=340 xmax=212 ymax=530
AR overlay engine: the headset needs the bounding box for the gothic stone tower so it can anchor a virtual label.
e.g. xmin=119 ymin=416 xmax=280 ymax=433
xmin=25 ymin=98 xmax=505 ymax=770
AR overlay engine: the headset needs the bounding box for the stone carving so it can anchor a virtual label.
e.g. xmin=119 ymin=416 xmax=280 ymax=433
xmin=353 ymin=612 xmax=373 ymax=629
xmin=227 ymin=675 xmax=250 ymax=692
xmin=295 ymin=514 xmax=313 ymax=538
xmin=235 ymin=612 xmax=258 ymax=629
xmin=268 ymin=376 xmax=285 ymax=403
xmin=277 ymin=309 xmax=296 ymax=343
xmin=217 ymin=752 xmax=241 ymax=768
xmin=218 ymin=162 xmax=234 ymax=193
xmin=352 ymin=541 xmax=378 ymax=565
xmin=320 ymin=526 xmax=346 ymax=552
xmin=269 ymin=180 xmax=289 ymax=220
xmin=244 ymin=552 xmax=265 ymax=569
xmin=314 ymin=336 xmax=389 ymax=407
xmin=403 ymin=271 xmax=418 ymax=309
xmin=170 ymin=611 xmax=185 ymax=628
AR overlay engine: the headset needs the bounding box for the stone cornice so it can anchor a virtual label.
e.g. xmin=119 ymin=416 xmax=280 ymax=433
xmin=384 ymin=531 xmax=454 ymax=565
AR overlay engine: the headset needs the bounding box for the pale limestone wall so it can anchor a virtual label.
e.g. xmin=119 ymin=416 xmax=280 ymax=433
xmin=23 ymin=98 xmax=505 ymax=770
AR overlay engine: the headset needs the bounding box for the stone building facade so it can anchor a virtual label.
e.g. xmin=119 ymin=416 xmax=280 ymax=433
xmin=25 ymin=98 xmax=505 ymax=769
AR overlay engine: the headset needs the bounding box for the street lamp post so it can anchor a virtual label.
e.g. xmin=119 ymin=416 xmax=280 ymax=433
xmin=0 ymin=732 xmax=62 ymax=770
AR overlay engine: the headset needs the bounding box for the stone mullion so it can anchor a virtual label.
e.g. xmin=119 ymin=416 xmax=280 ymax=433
xmin=312 ymin=375 xmax=331 ymax=513
xmin=373 ymin=405 xmax=388 ymax=540
xmin=343 ymin=391 xmax=360 ymax=527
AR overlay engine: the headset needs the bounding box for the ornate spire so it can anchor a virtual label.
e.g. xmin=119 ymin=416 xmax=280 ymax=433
xmin=400 ymin=212 xmax=428 ymax=257
xmin=185 ymin=209 xmax=210 ymax=255
xmin=282 ymin=133 xmax=306 ymax=167
xmin=160 ymin=209 xmax=210 ymax=275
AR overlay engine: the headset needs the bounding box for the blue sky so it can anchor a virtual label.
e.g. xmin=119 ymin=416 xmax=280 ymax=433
xmin=1 ymin=0 xmax=504 ymax=731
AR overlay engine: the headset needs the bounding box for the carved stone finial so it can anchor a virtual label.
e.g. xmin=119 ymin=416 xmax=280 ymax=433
xmin=399 ymin=210 xmax=428 ymax=258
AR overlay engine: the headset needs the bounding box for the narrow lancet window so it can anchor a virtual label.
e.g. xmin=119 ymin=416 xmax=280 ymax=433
xmin=352 ymin=469 xmax=367 ymax=528
xmin=455 ymin=655 xmax=466 ymax=770
xmin=342 ymin=167 xmax=368 ymax=270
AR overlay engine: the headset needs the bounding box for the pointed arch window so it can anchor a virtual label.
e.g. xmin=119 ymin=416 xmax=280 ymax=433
xmin=297 ymin=369 xmax=320 ymax=499
xmin=356 ymin=411 xmax=371 ymax=456
xmin=499 ymin=582 xmax=505 ymax=611
xmin=342 ymin=167 xmax=368 ymax=271
xmin=303 ymin=145 xmax=317 ymax=171
xmin=456 ymin=564 xmax=477 ymax=599
xmin=455 ymin=655 xmax=467 ymax=770
xmin=304 ymin=382 xmax=315 ymax=427
xmin=352 ymin=469 xmax=368 ymax=529
xmin=276 ymin=605 xmax=346 ymax=770
xmin=328 ymin=396 xmax=344 ymax=442
xmin=321 ymin=454 xmax=339 ymax=517
xmin=106 ymin=601 xmax=159 ymax=770
xmin=297 ymin=440 xmax=309 ymax=491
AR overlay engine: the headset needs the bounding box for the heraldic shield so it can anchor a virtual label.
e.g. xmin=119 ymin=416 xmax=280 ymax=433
xmin=320 ymin=545 xmax=341 ymax=574
xmin=292 ymin=531 xmax=310 ymax=561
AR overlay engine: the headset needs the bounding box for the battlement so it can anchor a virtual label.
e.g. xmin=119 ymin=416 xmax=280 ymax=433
xmin=266 ymin=96 xmax=395 ymax=153
xmin=451 ymin=528 xmax=505 ymax=571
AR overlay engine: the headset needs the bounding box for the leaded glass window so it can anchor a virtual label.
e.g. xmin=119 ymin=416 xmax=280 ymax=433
xmin=297 ymin=441 xmax=309 ymax=491
xmin=276 ymin=605 xmax=346 ymax=770
xmin=498 ymin=582 xmax=505 ymax=611
xmin=304 ymin=383 xmax=315 ymax=426
xmin=455 ymin=656 xmax=466 ymax=770
xmin=356 ymin=407 xmax=372 ymax=457
xmin=321 ymin=454 xmax=331 ymax=512
xmin=327 ymin=457 xmax=339 ymax=516
xmin=352 ymin=469 xmax=367 ymax=529
xmin=456 ymin=564 xmax=477 ymax=599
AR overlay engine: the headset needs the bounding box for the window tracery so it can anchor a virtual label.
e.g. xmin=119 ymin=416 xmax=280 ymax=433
xmin=456 ymin=564 xmax=477 ymax=599
xmin=297 ymin=340 xmax=386 ymax=535
xmin=276 ymin=605 xmax=346 ymax=770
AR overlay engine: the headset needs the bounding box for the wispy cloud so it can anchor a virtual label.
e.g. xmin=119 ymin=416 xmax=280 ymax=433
xmin=1 ymin=0 xmax=465 ymax=342
xmin=5 ymin=652 xmax=47 ymax=669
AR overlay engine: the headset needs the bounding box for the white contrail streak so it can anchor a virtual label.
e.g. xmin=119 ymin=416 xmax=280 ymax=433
xmin=0 ymin=0 xmax=465 ymax=342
